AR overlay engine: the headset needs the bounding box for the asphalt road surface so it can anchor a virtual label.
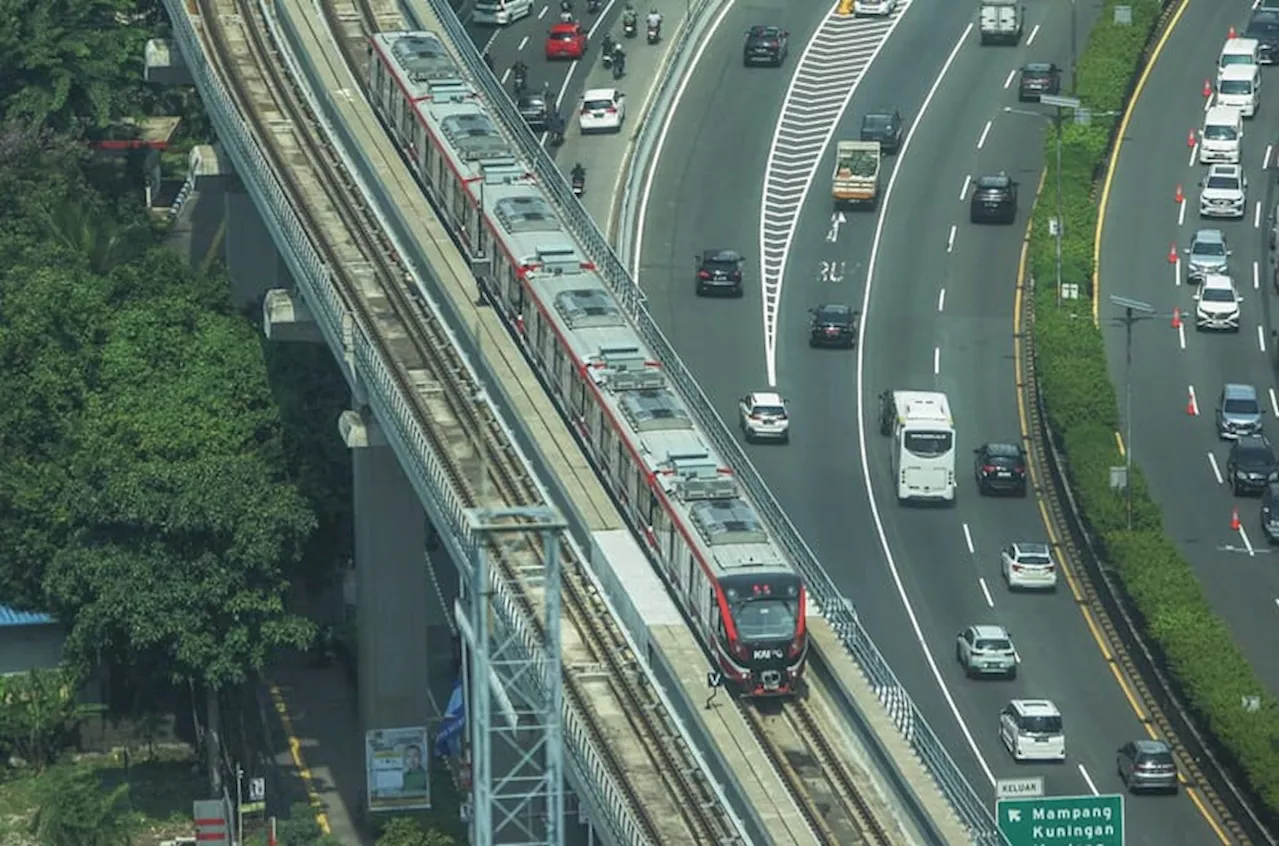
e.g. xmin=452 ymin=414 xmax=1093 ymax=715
xmin=638 ymin=1 xmax=1232 ymax=843
xmin=1098 ymin=0 xmax=1278 ymax=692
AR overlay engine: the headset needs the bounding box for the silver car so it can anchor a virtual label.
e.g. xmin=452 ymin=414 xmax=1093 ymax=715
xmin=1216 ymin=383 xmax=1264 ymax=439
xmin=1117 ymin=739 xmax=1179 ymax=793
xmin=955 ymin=624 xmax=1017 ymax=679
xmin=1198 ymin=164 xmax=1247 ymax=219
xmin=1185 ymin=228 xmax=1230 ymax=278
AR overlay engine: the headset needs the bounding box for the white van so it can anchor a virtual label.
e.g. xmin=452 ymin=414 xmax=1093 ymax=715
xmin=1219 ymin=38 xmax=1261 ymax=78
xmin=471 ymin=0 xmax=532 ymax=25
xmin=1200 ymin=105 xmax=1243 ymax=164
xmin=1216 ymin=64 xmax=1261 ymax=117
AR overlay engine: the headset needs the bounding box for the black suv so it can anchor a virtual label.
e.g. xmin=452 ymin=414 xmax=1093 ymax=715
xmin=970 ymin=173 xmax=1018 ymax=224
xmin=1227 ymin=435 xmax=1278 ymax=495
xmin=743 ymin=25 xmax=789 ymax=66
xmin=859 ymin=109 xmax=904 ymax=154
xmin=517 ymin=92 xmax=552 ymax=131
xmin=695 ymin=249 xmax=745 ymax=296
xmin=1263 ymin=482 xmax=1279 ymax=543
xmin=974 ymin=442 xmax=1028 ymax=496
xmin=1247 ymin=10 xmax=1278 ymax=64
xmin=1018 ymin=62 xmax=1061 ymax=101
xmin=807 ymin=303 xmax=858 ymax=348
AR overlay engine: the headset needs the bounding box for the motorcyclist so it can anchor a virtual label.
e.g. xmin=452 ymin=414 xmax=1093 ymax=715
xmin=622 ymin=3 xmax=637 ymax=28
xmin=646 ymin=8 xmax=661 ymax=31
xmin=611 ymin=44 xmax=626 ymax=75
xmin=601 ymin=32 xmax=615 ymax=56
xmin=512 ymin=59 xmax=528 ymax=86
xmin=570 ymin=162 xmax=586 ymax=185
xmin=559 ymin=0 xmax=573 ymax=20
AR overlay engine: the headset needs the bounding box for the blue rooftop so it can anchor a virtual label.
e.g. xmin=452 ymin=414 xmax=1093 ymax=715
xmin=0 ymin=605 xmax=56 ymax=627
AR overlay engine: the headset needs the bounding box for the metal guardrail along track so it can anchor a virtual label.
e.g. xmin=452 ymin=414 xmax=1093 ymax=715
xmin=193 ymin=0 xmax=734 ymax=840
xmin=1018 ymin=276 xmax=1250 ymax=843
xmin=745 ymin=699 xmax=896 ymax=846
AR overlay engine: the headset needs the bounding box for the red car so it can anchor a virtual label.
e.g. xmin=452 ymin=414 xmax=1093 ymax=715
xmin=545 ymin=23 xmax=587 ymax=60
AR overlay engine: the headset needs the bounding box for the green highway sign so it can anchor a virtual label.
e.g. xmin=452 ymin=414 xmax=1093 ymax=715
xmin=996 ymin=794 xmax=1124 ymax=846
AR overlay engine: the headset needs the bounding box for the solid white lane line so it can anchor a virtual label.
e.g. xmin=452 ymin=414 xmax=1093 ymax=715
xmin=1178 ymin=321 xmax=1187 ymax=350
xmin=976 ymin=119 xmax=992 ymax=149
xmin=1258 ymin=325 xmax=1268 ymax=354
xmin=1187 ymin=144 xmax=1198 ymax=168
xmin=1174 ymin=257 xmax=1181 ymax=286
xmin=959 ymin=173 xmax=971 ymax=200
xmin=978 ymin=578 xmax=995 ymax=608
xmin=856 ymin=21 xmax=1001 ymax=789
xmin=1077 ymin=764 xmax=1100 ymax=796
xmin=1003 ymin=68 xmax=1017 ymax=89
xmin=963 ymin=522 xmax=975 ymax=555
xmin=938 ymin=288 xmax=947 ymax=311
xmin=1027 ymin=23 xmax=1041 ymax=45
xmin=501 ymin=67 xmax=512 ymax=84
xmin=1254 ymin=261 xmax=1260 ymax=290
xmin=1270 ymin=387 xmax=1279 ymax=418
xmin=934 ymin=345 xmax=941 ymax=375
xmin=517 ymin=35 xmax=529 ymax=51
xmin=947 ymin=224 xmax=957 ymax=252
xmin=1239 ymin=526 xmax=1255 ymax=557
xmin=1265 ymin=143 xmax=1274 ymax=170
xmin=1207 ymin=452 xmax=1224 ymax=485
xmin=1254 ymin=201 xmax=1263 ymax=229
xmin=1177 ymin=198 xmax=1186 ymax=227
xmin=538 ymin=4 xmax=548 ymax=17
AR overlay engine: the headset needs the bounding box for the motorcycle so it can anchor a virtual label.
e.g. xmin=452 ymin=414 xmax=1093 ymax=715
xmin=512 ymin=66 xmax=527 ymax=93
xmin=622 ymin=16 xmax=637 ymax=37
xmin=601 ymin=36 xmax=615 ymax=66
xmin=646 ymin=21 xmax=660 ymax=43
xmin=611 ymin=52 xmax=626 ymax=79
xmin=586 ymin=0 xmax=599 ymax=12
xmin=571 ymin=167 xmax=585 ymax=197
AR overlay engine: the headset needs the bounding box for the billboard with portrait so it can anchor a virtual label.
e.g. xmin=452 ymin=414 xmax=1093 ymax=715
xmin=365 ymin=726 xmax=432 ymax=811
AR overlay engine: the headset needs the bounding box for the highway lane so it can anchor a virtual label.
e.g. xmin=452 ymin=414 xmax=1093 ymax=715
xmin=640 ymin=2 xmax=1232 ymax=843
xmin=1098 ymin=0 xmax=1279 ymax=693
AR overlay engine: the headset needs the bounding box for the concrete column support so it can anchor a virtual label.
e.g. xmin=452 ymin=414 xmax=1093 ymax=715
xmin=225 ymin=187 xmax=291 ymax=309
xmin=144 ymin=38 xmax=192 ymax=85
xmin=339 ymin=410 xmax=431 ymax=734
xmin=262 ymin=289 xmax=324 ymax=343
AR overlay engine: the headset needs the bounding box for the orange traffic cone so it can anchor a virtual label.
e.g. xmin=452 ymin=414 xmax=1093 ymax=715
xmin=1186 ymin=389 xmax=1198 ymax=416
xmin=1175 ymin=184 xmax=1184 ymax=204
xmin=1168 ymin=243 xmax=1179 ymax=264
xmin=1171 ymin=307 xmax=1182 ymax=329
xmin=1187 ymin=128 xmax=1197 ymax=148
xmin=1228 ymin=25 xmax=1236 ymax=38
xmin=1203 ymin=78 xmax=1212 ymax=98
xmin=1230 ymin=506 xmax=1241 ymax=531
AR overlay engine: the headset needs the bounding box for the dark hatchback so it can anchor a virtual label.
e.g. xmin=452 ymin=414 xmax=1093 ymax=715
xmin=974 ymin=442 xmax=1028 ymax=496
xmin=1262 ymin=482 xmax=1279 ymax=543
xmin=1018 ymin=62 xmax=1061 ymax=101
xmin=516 ymin=92 xmax=552 ymax=131
xmin=860 ymin=109 xmax=903 ymax=154
xmin=695 ymin=249 xmax=745 ymax=296
xmin=1227 ymin=435 xmax=1278 ymax=496
xmin=743 ymin=25 xmax=789 ymax=66
xmin=1246 ymin=10 xmax=1278 ymax=64
xmin=807 ymin=303 xmax=858 ymax=348
xmin=969 ymin=173 xmax=1018 ymax=224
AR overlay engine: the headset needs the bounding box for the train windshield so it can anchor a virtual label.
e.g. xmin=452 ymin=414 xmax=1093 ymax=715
xmin=722 ymin=574 xmax=802 ymax=643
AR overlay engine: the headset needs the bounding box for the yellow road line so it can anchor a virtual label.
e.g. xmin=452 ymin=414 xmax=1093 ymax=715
xmin=268 ymin=682 xmax=333 ymax=835
xmin=1092 ymin=0 xmax=1193 ymax=325
xmin=1013 ymin=31 xmax=1230 ymax=830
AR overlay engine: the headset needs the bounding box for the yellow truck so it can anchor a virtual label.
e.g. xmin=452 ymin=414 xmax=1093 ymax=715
xmin=832 ymin=139 xmax=881 ymax=209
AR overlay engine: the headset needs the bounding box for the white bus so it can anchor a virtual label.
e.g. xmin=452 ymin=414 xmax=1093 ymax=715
xmin=880 ymin=390 xmax=956 ymax=503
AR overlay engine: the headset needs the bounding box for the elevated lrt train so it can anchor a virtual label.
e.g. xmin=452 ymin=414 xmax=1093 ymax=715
xmin=367 ymin=31 xmax=808 ymax=696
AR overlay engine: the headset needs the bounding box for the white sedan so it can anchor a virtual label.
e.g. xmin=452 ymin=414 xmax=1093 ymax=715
xmin=578 ymin=88 xmax=625 ymax=134
xmin=738 ymin=392 xmax=790 ymax=443
xmin=853 ymin=0 xmax=897 ymax=15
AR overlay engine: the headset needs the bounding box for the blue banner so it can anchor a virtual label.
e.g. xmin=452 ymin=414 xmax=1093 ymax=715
xmin=434 ymin=678 xmax=465 ymax=758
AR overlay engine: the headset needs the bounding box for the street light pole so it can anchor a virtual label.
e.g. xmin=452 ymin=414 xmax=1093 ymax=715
xmin=1069 ymin=0 xmax=1078 ymax=94
xmin=1054 ymin=106 xmax=1064 ymax=308
xmin=1109 ymin=295 xmax=1155 ymax=530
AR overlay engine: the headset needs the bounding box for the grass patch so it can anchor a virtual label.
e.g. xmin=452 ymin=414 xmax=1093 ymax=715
xmin=0 ymin=745 xmax=203 ymax=846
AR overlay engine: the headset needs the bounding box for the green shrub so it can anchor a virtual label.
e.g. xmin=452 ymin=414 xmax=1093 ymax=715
xmin=1027 ymin=0 xmax=1280 ymax=814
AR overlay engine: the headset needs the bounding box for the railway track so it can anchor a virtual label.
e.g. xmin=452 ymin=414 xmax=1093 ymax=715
xmin=195 ymin=0 xmax=736 ymax=841
xmin=744 ymin=695 xmax=897 ymax=846
xmin=195 ymin=0 xmax=905 ymax=841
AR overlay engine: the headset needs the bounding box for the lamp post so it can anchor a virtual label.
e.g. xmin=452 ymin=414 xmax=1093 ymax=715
xmin=1003 ymin=99 xmax=1123 ymax=306
xmin=1069 ymin=0 xmax=1078 ymax=94
xmin=1109 ymin=295 xmax=1155 ymax=530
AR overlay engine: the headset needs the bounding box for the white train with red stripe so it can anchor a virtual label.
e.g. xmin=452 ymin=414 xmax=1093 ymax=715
xmin=367 ymin=31 xmax=807 ymax=695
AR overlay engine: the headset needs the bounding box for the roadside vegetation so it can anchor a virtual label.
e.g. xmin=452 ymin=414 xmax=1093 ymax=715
xmin=1026 ymin=0 xmax=1279 ymax=815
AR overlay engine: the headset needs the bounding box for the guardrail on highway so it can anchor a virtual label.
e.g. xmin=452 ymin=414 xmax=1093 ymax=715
xmin=399 ymin=0 xmax=1004 ymax=841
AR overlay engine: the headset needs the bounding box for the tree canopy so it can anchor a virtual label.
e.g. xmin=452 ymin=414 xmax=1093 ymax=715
xmin=0 ymin=123 xmax=317 ymax=696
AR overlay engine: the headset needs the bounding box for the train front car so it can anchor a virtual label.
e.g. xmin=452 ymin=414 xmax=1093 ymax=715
xmin=718 ymin=572 xmax=807 ymax=696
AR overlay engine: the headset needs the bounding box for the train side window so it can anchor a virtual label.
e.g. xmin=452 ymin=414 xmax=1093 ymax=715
xmin=687 ymin=555 xmax=697 ymax=593
xmin=413 ymin=122 xmax=425 ymax=160
xmin=435 ymin=151 xmax=447 ymax=188
xmin=398 ymin=98 xmax=411 ymax=138
xmin=534 ymin=316 xmax=547 ymax=361
xmin=645 ymin=491 xmax=658 ymax=527
xmin=453 ymin=188 xmax=470 ymax=234
xmin=570 ymin=377 xmax=587 ymax=417
xmin=615 ymin=442 xmax=627 ymax=487
xmin=633 ymin=472 xmax=648 ymax=515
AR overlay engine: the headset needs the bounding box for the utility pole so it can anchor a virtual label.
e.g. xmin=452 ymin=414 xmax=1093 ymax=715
xmin=1069 ymin=0 xmax=1078 ymax=94
xmin=1109 ymin=295 xmax=1155 ymax=530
